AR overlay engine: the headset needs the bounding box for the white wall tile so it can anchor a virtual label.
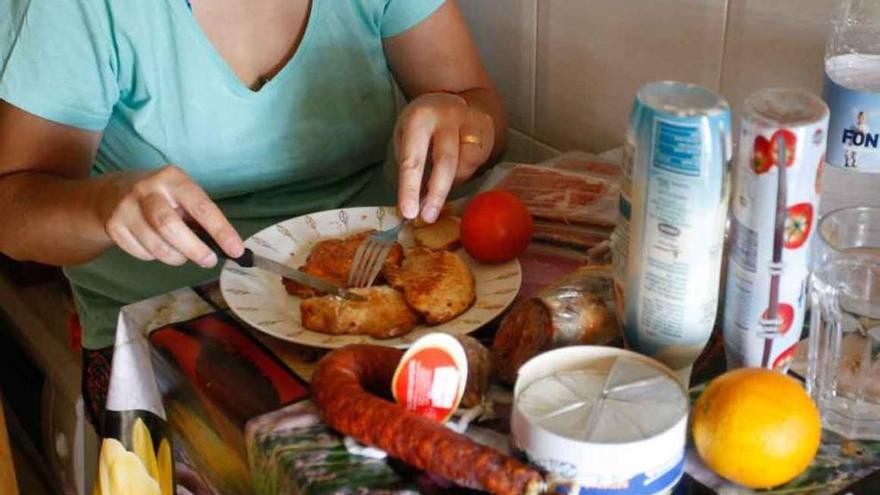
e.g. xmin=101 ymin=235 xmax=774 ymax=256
xmin=720 ymin=0 xmax=838 ymax=120
xmin=530 ymin=138 xmax=561 ymax=163
xmin=534 ymin=0 xmax=729 ymax=153
xmin=500 ymin=128 xmax=561 ymax=164
xmin=459 ymin=0 xmax=537 ymax=133
xmin=501 ymin=127 xmax=535 ymax=163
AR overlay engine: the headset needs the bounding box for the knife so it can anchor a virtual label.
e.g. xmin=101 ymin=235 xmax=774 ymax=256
xmin=194 ymin=229 xmax=366 ymax=301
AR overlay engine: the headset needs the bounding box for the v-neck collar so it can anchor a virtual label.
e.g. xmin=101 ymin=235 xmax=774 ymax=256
xmin=169 ymin=0 xmax=323 ymax=97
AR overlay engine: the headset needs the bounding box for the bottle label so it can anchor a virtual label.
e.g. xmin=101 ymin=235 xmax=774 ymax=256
xmin=824 ymin=73 xmax=880 ymax=172
xmin=611 ymin=140 xmax=635 ymax=324
xmin=638 ymin=124 xmax=725 ymax=342
xmin=624 ymin=112 xmax=729 ymax=369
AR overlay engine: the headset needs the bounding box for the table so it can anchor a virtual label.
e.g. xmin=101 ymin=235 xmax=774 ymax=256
xmin=96 ymin=153 xmax=880 ymax=495
xmin=95 ymin=277 xmax=880 ymax=495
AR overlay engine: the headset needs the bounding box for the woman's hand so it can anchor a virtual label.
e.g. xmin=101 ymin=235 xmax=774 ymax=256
xmin=97 ymin=165 xmax=244 ymax=268
xmin=394 ymin=91 xmax=494 ymax=223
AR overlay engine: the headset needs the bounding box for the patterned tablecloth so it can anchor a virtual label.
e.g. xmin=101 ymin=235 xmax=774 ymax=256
xmin=93 ymin=276 xmax=880 ymax=495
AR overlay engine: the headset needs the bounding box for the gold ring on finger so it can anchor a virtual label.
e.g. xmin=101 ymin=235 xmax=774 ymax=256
xmin=460 ymin=133 xmax=482 ymax=148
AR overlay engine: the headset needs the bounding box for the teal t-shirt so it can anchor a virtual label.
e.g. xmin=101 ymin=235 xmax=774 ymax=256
xmin=0 ymin=0 xmax=445 ymax=349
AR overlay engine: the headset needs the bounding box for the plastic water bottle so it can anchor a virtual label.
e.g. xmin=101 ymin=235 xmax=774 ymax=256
xmin=822 ymin=0 xmax=880 ymax=213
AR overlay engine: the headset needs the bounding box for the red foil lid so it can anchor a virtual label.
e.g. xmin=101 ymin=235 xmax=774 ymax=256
xmin=392 ymin=333 xmax=468 ymax=423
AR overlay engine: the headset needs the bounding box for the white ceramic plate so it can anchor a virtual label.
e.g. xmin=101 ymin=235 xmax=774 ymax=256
xmin=219 ymin=207 xmax=521 ymax=348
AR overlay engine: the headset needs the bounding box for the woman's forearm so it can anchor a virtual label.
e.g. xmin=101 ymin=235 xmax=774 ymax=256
xmin=0 ymin=172 xmax=115 ymax=266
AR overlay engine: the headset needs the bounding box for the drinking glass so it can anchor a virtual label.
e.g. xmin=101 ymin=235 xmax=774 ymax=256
xmin=807 ymin=206 xmax=880 ymax=440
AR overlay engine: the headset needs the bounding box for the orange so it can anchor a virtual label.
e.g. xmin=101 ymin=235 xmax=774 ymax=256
xmin=692 ymin=368 xmax=821 ymax=489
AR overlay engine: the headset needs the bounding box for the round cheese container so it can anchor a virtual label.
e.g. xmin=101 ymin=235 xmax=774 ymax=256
xmin=511 ymin=346 xmax=688 ymax=494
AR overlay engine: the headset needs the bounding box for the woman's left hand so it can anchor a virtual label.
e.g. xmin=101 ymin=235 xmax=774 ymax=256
xmin=394 ymin=91 xmax=494 ymax=224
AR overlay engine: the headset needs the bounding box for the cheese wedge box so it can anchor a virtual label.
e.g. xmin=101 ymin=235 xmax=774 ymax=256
xmin=512 ymin=346 xmax=688 ymax=495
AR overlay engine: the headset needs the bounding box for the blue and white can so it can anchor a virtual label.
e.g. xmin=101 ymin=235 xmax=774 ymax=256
xmin=612 ymin=81 xmax=732 ymax=372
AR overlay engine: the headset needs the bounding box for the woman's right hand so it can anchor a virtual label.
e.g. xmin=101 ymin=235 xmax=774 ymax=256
xmin=97 ymin=165 xmax=244 ymax=268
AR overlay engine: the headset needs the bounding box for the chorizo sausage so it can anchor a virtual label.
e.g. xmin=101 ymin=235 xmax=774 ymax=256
xmin=311 ymin=345 xmax=543 ymax=495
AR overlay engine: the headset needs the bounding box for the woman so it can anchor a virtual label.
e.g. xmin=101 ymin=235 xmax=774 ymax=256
xmin=0 ymin=0 xmax=505 ymax=427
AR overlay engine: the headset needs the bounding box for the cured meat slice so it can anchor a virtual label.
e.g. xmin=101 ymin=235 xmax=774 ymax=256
xmin=531 ymin=220 xmax=612 ymax=250
xmin=516 ymin=244 xmax=589 ymax=301
xmin=495 ymin=164 xmax=619 ymax=227
xmin=552 ymin=159 xmax=623 ymax=180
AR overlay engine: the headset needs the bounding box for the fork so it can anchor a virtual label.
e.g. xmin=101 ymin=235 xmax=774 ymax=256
xmin=348 ymin=219 xmax=410 ymax=288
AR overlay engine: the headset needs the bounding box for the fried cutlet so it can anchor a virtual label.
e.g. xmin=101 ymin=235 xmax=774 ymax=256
xmin=386 ymin=247 xmax=475 ymax=325
xmin=300 ymin=286 xmax=418 ymax=339
xmin=282 ymin=231 xmax=403 ymax=298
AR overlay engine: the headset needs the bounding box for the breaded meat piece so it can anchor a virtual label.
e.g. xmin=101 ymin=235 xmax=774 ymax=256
xmin=386 ymin=247 xmax=475 ymax=325
xmin=300 ymin=286 xmax=418 ymax=339
xmin=282 ymin=231 xmax=403 ymax=298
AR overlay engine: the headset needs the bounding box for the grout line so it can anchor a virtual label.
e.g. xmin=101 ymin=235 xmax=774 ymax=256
xmin=505 ymin=128 xmax=560 ymax=164
xmin=529 ymin=0 xmax=539 ymax=162
xmin=716 ymin=0 xmax=733 ymax=94
xmin=531 ymin=0 xmax=539 ymax=134
xmin=533 ymin=135 xmax=559 ymax=153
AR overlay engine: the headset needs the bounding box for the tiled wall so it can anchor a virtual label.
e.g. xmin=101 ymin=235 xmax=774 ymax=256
xmin=459 ymin=0 xmax=839 ymax=162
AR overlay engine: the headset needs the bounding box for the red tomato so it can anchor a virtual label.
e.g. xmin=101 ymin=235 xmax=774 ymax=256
xmin=752 ymin=135 xmax=772 ymax=174
xmin=761 ymin=303 xmax=795 ymax=335
xmin=770 ymin=129 xmax=797 ymax=167
xmin=460 ymin=190 xmax=533 ymax=263
xmin=784 ymin=202 xmax=814 ymax=250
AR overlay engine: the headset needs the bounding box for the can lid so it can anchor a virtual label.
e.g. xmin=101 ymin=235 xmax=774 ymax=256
xmin=637 ymin=80 xmax=729 ymax=116
xmin=744 ymin=88 xmax=829 ymax=126
xmin=391 ymin=333 xmax=468 ymax=423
